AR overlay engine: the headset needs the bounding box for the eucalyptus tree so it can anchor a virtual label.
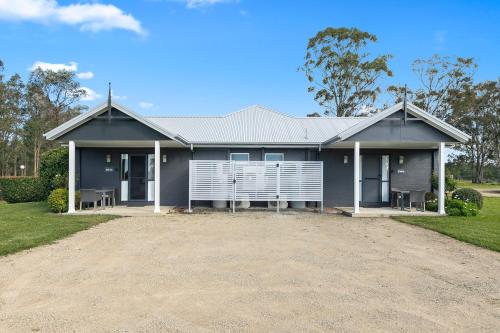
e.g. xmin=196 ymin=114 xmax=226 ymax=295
xmin=411 ymin=55 xmax=476 ymax=121
xmin=24 ymin=68 xmax=86 ymax=176
xmin=301 ymin=27 xmax=393 ymax=116
xmin=0 ymin=61 xmax=25 ymax=176
xmin=449 ymin=80 xmax=499 ymax=183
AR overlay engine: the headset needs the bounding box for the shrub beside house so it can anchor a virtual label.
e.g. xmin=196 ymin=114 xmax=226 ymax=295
xmin=0 ymin=177 xmax=46 ymax=203
xmin=0 ymin=147 xmax=78 ymax=212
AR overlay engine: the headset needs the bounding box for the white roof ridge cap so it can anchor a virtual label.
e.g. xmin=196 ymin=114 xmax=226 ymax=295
xmin=224 ymin=104 xmax=294 ymax=118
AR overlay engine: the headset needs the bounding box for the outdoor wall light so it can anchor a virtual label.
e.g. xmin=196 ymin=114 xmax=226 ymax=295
xmin=162 ymin=154 xmax=167 ymax=163
xmin=399 ymin=155 xmax=404 ymax=165
xmin=344 ymin=155 xmax=349 ymax=164
xmin=106 ymin=154 xmax=112 ymax=163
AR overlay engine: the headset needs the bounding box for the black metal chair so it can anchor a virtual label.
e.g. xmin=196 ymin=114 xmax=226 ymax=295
xmin=79 ymin=189 xmax=102 ymax=210
xmin=410 ymin=190 xmax=426 ymax=211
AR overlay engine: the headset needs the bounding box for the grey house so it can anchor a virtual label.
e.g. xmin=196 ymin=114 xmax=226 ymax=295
xmin=44 ymin=101 xmax=469 ymax=215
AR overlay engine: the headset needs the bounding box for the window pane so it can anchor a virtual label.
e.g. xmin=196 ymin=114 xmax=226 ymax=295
xmin=381 ymin=155 xmax=390 ymax=181
xmin=265 ymin=153 xmax=284 ymax=161
xmin=359 ymin=155 xmax=363 ymax=179
xmin=121 ymin=154 xmax=128 ymax=180
xmin=359 ymin=155 xmax=363 ymax=201
xmin=382 ymin=182 xmax=389 ymax=202
xmin=147 ymin=154 xmax=155 ymax=180
xmin=230 ymin=153 xmax=249 ymax=161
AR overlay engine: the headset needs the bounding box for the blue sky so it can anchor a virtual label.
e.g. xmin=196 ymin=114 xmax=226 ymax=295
xmin=0 ymin=0 xmax=499 ymax=116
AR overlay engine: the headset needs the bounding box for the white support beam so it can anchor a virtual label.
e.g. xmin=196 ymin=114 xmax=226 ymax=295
xmin=154 ymin=140 xmax=161 ymax=214
xmin=353 ymin=141 xmax=360 ymax=214
xmin=68 ymin=140 xmax=76 ymax=214
xmin=438 ymin=142 xmax=446 ymax=215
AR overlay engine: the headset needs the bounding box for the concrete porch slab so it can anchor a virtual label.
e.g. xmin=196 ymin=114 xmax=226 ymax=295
xmin=72 ymin=205 xmax=178 ymax=217
xmin=336 ymin=207 xmax=441 ymax=218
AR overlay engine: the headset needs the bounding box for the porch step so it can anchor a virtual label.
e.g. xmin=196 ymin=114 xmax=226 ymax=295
xmin=336 ymin=207 xmax=440 ymax=218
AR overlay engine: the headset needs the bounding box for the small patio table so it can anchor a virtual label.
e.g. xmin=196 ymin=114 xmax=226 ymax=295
xmin=391 ymin=189 xmax=410 ymax=211
xmin=96 ymin=189 xmax=114 ymax=208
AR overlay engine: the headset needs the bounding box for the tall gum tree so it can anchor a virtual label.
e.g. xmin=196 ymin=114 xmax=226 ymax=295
xmin=25 ymin=68 xmax=86 ymax=176
xmin=300 ymin=27 xmax=393 ymax=117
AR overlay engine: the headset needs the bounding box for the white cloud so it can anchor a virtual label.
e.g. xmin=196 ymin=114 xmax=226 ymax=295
xmin=76 ymin=71 xmax=94 ymax=79
xmin=30 ymin=61 xmax=96 ymax=81
xmin=30 ymin=60 xmax=78 ymax=71
xmin=0 ymin=0 xmax=145 ymax=35
xmin=139 ymin=101 xmax=154 ymax=109
xmin=80 ymin=87 xmax=101 ymax=101
xmin=167 ymin=0 xmax=236 ymax=9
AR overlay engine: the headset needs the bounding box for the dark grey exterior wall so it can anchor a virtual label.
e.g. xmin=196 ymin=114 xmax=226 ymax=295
xmin=347 ymin=111 xmax=456 ymax=142
xmin=319 ymin=149 xmax=354 ymax=207
xmin=390 ymin=150 xmax=434 ymax=192
xmin=193 ymin=148 xmax=310 ymax=161
xmin=319 ymin=148 xmax=435 ymax=207
xmin=77 ymin=146 xmax=435 ymax=208
xmin=193 ymin=149 xmax=226 ymax=160
xmin=160 ymin=149 xmax=190 ymax=206
xmin=58 ymin=108 xmax=171 ymax=141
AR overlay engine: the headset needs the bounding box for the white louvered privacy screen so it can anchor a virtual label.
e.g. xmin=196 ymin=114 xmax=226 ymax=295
xmin=189 ymin=160 xmax=323 ymax=212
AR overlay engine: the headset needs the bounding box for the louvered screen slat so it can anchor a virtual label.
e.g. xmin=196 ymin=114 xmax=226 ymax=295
xmin=189 ymin=160 xmax=323 ymax=212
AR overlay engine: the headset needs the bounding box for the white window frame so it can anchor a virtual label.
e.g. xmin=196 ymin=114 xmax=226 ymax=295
xmin=120 ymin=153 xmax=129 ymax=201
xmin=381 ymin=155 xmax=390 ymax=203
xmin=230 ymin=153 xmax=249 ymax=161
xmin=147 ymin=154 xmax=155 ymax=202
xmin=265 ymin=153 xmax=284 ymax=161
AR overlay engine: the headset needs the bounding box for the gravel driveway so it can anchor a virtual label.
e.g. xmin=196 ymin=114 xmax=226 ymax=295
xmin=0 ymin=212 xmax=499 ymax=332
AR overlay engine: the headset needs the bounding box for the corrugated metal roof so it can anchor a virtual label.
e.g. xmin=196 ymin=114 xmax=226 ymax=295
xmin=147 ymin=105 xmax=365 ymax=144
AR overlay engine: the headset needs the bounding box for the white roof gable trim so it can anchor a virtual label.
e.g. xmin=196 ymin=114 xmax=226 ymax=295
xmin=326 ymin=102 xmax=471 ymax=144
xmin=44 ymin=102 xmax=188 ymax=145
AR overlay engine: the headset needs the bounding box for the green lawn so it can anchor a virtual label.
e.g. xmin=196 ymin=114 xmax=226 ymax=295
xmin=456 ymin=180 xmax=500 ymax=190
xmin=0 ymin=201 xmax=117 ymax=256
xmin=394 ymin=197 xmax=500 ymax=252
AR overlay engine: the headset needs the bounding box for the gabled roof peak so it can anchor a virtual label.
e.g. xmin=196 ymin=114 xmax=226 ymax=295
xmin=324 ymin=101 xmax=470 ymax=144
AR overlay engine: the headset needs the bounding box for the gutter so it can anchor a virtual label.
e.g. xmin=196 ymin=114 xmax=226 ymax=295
xmin=190 ymin=143 xmax=324 ymax=149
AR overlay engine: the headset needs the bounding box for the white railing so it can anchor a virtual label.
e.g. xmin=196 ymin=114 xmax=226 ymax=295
xmin=189 ymin=160 xmax=323 ymax=213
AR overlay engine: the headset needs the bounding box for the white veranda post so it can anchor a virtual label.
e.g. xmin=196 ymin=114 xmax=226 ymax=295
xmin=438 ymin=142 xmax=446 ymax=215
xmin=68 ymin=140 xmax=76 ymax=214
xmin=154 ymin=140 xmax=161 ymax=213
xmin=353 ymin=141 xmax=360 ymax=214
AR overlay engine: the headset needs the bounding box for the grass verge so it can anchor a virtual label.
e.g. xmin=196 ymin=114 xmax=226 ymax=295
xmin=0 ymin=201 xmax=118 ymax=256
xmin=456 ymin=180 xmax=500 ymax=190
xmin=393 ymin=197 xmax=500 ymax=252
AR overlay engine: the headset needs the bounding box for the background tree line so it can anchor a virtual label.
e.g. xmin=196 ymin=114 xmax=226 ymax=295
xmin=302 ymin=27 xmax=500 ymax=183
xmin=0 ymin=60 xmax=86 ymax=177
